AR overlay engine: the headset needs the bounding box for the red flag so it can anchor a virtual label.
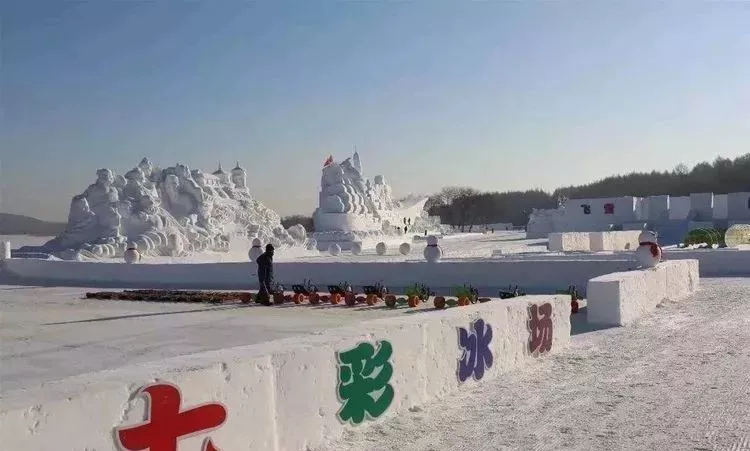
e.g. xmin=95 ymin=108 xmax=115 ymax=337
xmin=323 ymin=155 xmax=334 ymax=167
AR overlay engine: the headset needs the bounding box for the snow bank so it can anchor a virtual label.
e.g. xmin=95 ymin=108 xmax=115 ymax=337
xmin=548 ymin=232 xmax=590 ymax=252
xmin=549 ymin=231 xmax=640 ymax=252
xmin=589 ymin=231 xmax=641 ymax=252
xmin=586 ymin=259 xmax=699 ymax=326
xmin=0 ymin=295 xmax=570 ymax=451
xmin=1 ymin=257 xmax=639 ymax=294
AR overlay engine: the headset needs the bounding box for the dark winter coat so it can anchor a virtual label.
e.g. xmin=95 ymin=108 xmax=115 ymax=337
xmin=256 ymin=252 xmax=274 ymax=290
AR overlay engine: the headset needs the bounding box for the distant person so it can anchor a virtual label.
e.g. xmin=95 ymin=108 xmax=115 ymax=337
xmin=256 ymin=243 xmax=275 ymax=305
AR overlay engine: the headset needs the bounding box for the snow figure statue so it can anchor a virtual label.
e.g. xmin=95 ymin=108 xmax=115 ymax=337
xmin=311 ymin=150 xmax=443 ymax=251
xmin=21 ymin=159 xmax=310 ymax=260
xmin=423 ymin=235 xmax=442 ymax=263
xmin=635 ymin=231 xmax=662 ymax=268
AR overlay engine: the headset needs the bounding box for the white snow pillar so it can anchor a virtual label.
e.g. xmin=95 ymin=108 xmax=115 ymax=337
xmin=1 ymin=241 xmax=10 ymax=260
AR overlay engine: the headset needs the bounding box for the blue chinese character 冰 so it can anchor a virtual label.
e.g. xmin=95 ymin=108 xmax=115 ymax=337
xmin=457 ymin=318 xmax=493 ymax=382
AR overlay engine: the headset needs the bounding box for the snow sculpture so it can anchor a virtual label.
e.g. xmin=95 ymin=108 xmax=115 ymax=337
xmin=305 ymin=238 xmax=318 ymax=251
xmin=635 ymin=231 xmax=661 ymax=268
xmin=376 ymin=242 xmax=387 ymax=256
xmin=399 ymin=242 xmax=411 ymax=255
xmin=351 ymin=242 xmax=362 ymax=255
xmin=123 ymin=245 xmax=141 ymax=264
xmin=328 ymin=243 xmax=342 ymax=256
xmin=424 ymin=235 xmax=442 ymax=263
xmin=286 ymin=224 xmax=307 ymax=245
xmin=312 ymin=151 xmax=435 ymax=251
xmin=24 ymin=159 xmax=306 ymax=260
xmin=248 ymin=238 xmax=263 ymax=261
xmin=1 ymin=241 xmax=10 ymax=260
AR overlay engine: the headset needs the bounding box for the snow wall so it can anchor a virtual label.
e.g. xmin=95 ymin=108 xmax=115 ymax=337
xmin=587 ymin=260 xmax=699 ymax=326
xmin=0 ymin=294 xmax=571 ymax=451
xmin=1 ymin=258 xmax=641 ymax=295
xmin=548 ymin=231 xmax=642 ymax=252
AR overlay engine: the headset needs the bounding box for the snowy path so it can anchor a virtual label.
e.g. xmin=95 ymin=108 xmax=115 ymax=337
xmin=318 ymin=278 xmax=750 ymax=451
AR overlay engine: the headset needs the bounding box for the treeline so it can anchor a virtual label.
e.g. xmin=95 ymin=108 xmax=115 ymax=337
xmin=427 ymin=154 xmax=750 ymax=231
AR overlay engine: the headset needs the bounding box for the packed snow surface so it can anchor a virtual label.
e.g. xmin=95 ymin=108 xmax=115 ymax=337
xmin=314 ymin=278 xmax=750 ymax=451
xmin=0 ymin=285 xmax=432 ymax=393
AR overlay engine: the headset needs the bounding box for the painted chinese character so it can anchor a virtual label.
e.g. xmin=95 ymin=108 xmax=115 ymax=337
xmin=336 ymin=340 xmax=395 ymax=425
xmin=114 ymin=382 xmax=227 ymax=451
xmin=457 ymin=318 xmax=493 ymax=382
xmin=581 ymin=204 xmax=591 ymax=215
xmin=604 ymin=203 xmax=615 ymax=214
xmin=528 ymin=303 xmax=553 ymax=355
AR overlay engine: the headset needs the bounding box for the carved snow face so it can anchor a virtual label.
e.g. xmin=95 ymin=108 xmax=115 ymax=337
xmin=96 ymin=169 xmax=114 ymax=185
xmin=164 ymin=175 xmax=180 ymax=199
xmin=192 ymin=170 xmax=206 ymax=187
xmin=139 ymin=194 xmax=156 ymax=212
xmin=322 ymin=165 xmax=344 ymax=187
xmin=138 ymin=158 xmax=153 ymax=175
xmin=175 ymin=164 xmax=190 ymax=179
xmin=231 ymin=171 xmax=246 ymax=189
xmin=71 ymin=196 xmax=91 ymax=214
xmin=125 ymin=168 xmax=144 ymax=182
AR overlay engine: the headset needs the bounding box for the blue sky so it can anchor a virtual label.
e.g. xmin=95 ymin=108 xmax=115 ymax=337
xmin=2 ymin=1 xmax=748 ymax=221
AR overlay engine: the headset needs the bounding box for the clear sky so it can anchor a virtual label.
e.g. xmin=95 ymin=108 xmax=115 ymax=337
xmin=1 ymin=1 xmax=748 ymax=222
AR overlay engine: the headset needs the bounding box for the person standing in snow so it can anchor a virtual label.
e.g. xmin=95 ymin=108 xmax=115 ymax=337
xmin=255 ymin=243 xmax=275 ymax=305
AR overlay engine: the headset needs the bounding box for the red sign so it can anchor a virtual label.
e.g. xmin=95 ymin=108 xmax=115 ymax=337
xmin=528 ymin=303 xmax=553 ymax=355
xmin=604 ymin=203 xmax=615 ymax=215
xmin=115 ymin=382 xmax=227 ymax=451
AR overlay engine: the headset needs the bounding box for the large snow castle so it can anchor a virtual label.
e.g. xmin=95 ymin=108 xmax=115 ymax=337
xmin=311 ymin=151 xmax=442 ymax=250
xmin=21 ymin=158 xmax=307 ymax=260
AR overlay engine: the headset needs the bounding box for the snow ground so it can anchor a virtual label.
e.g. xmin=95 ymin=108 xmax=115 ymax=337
xmin=0 ymin=285 xmax=437 ymax=394
xmin=313 ymin=277 xmax=750 ymax=451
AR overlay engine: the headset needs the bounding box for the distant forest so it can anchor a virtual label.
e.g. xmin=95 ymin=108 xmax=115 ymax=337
xmin=281 ymin=153 xmax=750 ymax=232
xmin=425 ymin=154 xmax=750 ymax=230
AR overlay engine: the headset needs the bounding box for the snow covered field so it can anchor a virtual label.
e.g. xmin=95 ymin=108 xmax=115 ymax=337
xmin=315 ymin=278 xmax=750 ymax=451
xmin=2 ymin=232 xmax=748 ymax=451
xmin=0 ymin=285 xmax=436 ymax=393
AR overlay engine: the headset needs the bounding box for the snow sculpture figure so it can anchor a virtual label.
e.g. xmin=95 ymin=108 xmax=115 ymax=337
xmin=311 ymin=151 xmax=437 ymax=252
xmin=248 ymin=237 xmax=263 ymax=261
xmin=83 ymin=169 xmax=120 ymax=215
xmin=231 ymin=162 xmax=248 ymax=192
xmin=123 ymin=245 xmax=140 ymax=264
xmin=635 ymin=230 xmax=661 ymax=268
xmin=318 ymin=162 xmax=371 ymax=215
xmin=24 ymin=158 xmax=303 ymax=260
xmin=424 ymin=235 xmax=442 ymax=263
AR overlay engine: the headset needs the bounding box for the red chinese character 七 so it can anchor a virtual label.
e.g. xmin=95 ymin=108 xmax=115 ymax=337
xmin=528 ymin=303 xmax=553 ymax=355
xmin=114 ymin=382 xmax=227 ymax=451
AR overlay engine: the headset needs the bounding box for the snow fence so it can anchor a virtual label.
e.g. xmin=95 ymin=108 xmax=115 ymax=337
xmin=586 ymin=259 xmax=700 ymax=326
xmin=0 ymin=295 xmax=570 ymax=451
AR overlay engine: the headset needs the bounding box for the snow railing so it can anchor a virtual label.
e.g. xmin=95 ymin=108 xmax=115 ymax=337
xmin=586 ymin=259 xmax=699 ymax=326
xmin=0 ymin=295 xmax=570 ymax=451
